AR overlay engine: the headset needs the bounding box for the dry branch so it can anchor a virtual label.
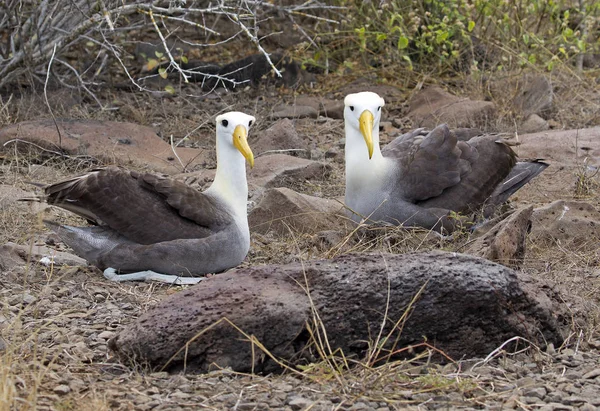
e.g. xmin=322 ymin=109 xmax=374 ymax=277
xmin=0 ymin=0 xmax=341 ymax=97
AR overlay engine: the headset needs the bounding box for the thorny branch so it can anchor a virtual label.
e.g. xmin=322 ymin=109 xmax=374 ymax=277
xmin=0 ymin=0 xmax=342 ymax=100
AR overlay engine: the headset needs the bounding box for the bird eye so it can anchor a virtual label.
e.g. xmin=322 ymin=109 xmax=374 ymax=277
xmin=248 ymin=120 xmax=253 ymax=127
xmin=377 ymin=106 xmax=381 ymax=111
xmin=349 ymin=106 xmax=355 ymax=111
xmin=221 ymin=119 xmax=229 ymax=127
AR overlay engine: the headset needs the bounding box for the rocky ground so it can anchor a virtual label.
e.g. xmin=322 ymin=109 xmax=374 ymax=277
xmin=1 ymin=66 xmax=600 ymax=410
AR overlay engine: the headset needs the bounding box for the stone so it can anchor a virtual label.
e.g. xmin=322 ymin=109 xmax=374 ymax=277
xmin=53 ymin=384 xmax=71 ymax=395
xmin=512 ymin=75 xmax=553 ymax=118
xmin=0 ymin=242 xmax=87 ymax=271
xmin=110 ymin=251 xmax=566 ymax=373
xmin=538 ymin=403 xmax=573 ymax=411
xmin=523 ymin=386 xmax=547 ymax=399
xmin=499 ymin=127 xmax=600 ymax=204
xmin=248 ymin=187 xmax=345 ymax=235
xmin=337 ymin=81 xmax=406 ymax=105
xmin=22 ymin=293 xmax=37 ymax=305
xmin=407 ymin=87 xmax=496 ymax=129
xmin=0 ymin=185 xmax=42 ymax=212
xmin=516 ymin=128 xmax=600 ymax=166
xmin=465 ymin=206 xmax=533 ymax=268
xmin=0 ymin=243 xmax=27 ymax=272
xmin=98 ymin=331 xmax=116 ymax=340
xmin=530 ymin=201 xmax=600 ymax=251
xmin=251 ymin=119 xmax=310 ymax=158
xmin=519 ymin=114 xmax=549 ymax=133
xmin=288 ymin=396 xmax=313 ymax=410
xmin=247 ymin=154 xmax=332 ymax=193
xmin=582 ymin=368 xmax=600 ymax=379
xmin=0 ymin=120 xmax=207 ymax=174
xmin=271 ymin=105 xmax=318 ymax=119
xmin=270 ymin=96 xmax=345 ymax=120
xmin=320 ymin=99 xmax=345 ymax=119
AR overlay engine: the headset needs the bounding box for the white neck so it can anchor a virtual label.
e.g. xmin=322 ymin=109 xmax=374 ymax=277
xmin=345 ymin=125 xmax=385 ymax=181
xmin=207 ymin=136 xmax=248 ymax=218
xmin=344 ymin=123 xmax=393 ymax=217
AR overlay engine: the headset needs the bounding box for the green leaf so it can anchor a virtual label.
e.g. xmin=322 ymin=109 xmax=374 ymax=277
xmin=402 ymin=55 xmax=413 ymax=70
xmin=181 ymin=55 xmax=188 ymax=64
xmin=155 ymin=51 xmax=164 ymax=58
xmin=376 ymin=33 xmax=387 ymax=42
xmin=146 ymin=58 xmax=159 ymax=71
xmin=435 ymin=31 xmax=449 ymax=44
xmin=158 ymin=67 xmax=168 ymax=79
xmin=398 ymin=36 xmax=409 ymax=49
xmin=564 ymin=27 xmax=574 ymax=38
xmin=164 ymin=85 xmax=176 ymax=94
xmin=523 ymin=33 xmax=530 ymax=45
xmin=468 ymin=20 xmax=475 ymax=32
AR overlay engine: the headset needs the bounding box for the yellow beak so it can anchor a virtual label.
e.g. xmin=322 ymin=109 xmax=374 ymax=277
xmin=359 ymin=110 xmax=374 ymax=159
xmin=233 ymin=125 xmax=254 ymax=168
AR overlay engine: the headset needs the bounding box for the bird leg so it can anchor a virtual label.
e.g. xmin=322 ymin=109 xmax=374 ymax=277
xmin=103 ymin=267 xmax=204 ymax=285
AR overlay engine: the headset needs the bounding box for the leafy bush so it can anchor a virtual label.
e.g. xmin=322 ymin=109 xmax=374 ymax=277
xmin=319 ymin=0 xmax=599 ymax=74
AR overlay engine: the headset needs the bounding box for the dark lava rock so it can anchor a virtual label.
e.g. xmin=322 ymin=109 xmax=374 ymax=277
xmin=109 ymin=251 xmax=567 ymax=373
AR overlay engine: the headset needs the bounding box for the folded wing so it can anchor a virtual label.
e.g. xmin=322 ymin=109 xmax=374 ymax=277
xmin=44 ymin=167 xmax=230 ymax=244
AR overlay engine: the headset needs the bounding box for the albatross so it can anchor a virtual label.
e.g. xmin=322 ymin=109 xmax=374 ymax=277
xmin=343 ymin=91 xmax=547 ymax=232
xmin=41 ymin=111 xmax=256 ymax=284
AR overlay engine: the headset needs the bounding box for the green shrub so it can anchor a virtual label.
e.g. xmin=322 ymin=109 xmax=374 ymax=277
xmin=318 ymin=0 xmax=599 ymax=74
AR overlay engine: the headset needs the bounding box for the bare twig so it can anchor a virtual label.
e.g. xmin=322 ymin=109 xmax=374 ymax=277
xmin=43 ymin=44 xmax=63 ymax=148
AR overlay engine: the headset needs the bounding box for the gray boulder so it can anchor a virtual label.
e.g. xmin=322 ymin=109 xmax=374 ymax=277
xmin=530 ymin=200 xmax=600 ymax=250
xmin=248 ymin=187 xmax=345 ymax=235
xmin=248 ymin=154 xmax=332 ymax=192
xmin=407 ymin=87 xmax=496 ymax=129
xmin=512 ymin=75 xmax=553 ymax=118
xmin=519 ymin=114 xmax=549 ymax=133
xmin=465 ymin=206 xmax=533 ymax=268
xmin=0 ymin=242 xmax=87 ymax=272
xmin=251 ymin=119 xmax=310 ymax=158
xmin=109 ymin=251 xmax=567 ymax=373
xmin=0 ymin=119 xmax=208 ymax=174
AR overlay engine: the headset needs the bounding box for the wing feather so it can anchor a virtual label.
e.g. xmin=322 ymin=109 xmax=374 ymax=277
xmin=383 ymin=124 xmax=473 ymax=202
xmin=45 ymin=167 xmax=230 ymax=244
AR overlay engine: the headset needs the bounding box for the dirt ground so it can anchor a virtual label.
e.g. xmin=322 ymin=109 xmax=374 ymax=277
xmin=2 ymin=53 xmax=600 ymax=410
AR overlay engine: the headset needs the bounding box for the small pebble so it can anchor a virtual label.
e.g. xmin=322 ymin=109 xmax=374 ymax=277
xmin=288 ymin=396 xmax=313 ymax=410
xmin=53 ymin=384 xmax=71 ymax=395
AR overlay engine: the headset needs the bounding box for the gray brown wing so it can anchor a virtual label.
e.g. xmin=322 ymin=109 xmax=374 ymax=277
xmin=383 ymin=124 xmax=477 ymax=202
xmin=45 ymin=167 xmax=230 ymax=244
xmin=418 ymin=135 xmax=517 ymax=213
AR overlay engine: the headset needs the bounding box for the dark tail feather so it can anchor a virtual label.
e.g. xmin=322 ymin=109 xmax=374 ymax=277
xmin=483 ymin=160 xmax=548 ymax=217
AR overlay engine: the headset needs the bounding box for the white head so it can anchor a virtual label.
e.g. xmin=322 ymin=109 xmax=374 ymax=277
xmin=344 ymin=92 xmax=385 ymax=160
xmin=215 ymin=111 xmax=256 ymax=168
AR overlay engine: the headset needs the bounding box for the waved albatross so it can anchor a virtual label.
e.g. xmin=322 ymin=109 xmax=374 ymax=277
xmin=343 ymin=91 xmax=547 ymax=232
xmin=41 ymin=111 xmax=255 ymax=284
